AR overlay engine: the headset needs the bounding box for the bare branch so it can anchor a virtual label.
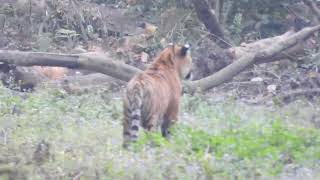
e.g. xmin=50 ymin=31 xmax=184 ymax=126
xmin=184 ymin=25 xmax=320 ymax=93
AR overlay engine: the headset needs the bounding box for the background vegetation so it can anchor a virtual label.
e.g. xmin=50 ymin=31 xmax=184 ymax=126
xmin=0 ymin=85 xmax=319 ymax=179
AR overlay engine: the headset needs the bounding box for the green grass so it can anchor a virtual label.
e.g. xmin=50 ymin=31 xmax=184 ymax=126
xmin=0 ymin=85 xmax=319 ymax=179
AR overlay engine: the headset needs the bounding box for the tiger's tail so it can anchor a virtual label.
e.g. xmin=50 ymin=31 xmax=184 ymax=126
xmin=123 ymin=84 xmax=143 ymax=148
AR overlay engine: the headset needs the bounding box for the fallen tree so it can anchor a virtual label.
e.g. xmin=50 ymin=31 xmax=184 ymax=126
xmin=0 ymin=24 xmax=319 ymax=93
xmin=185 ymin=25 xmax=320 ymax=93
xmin=0 ymin=51 xmax=141 ymax=82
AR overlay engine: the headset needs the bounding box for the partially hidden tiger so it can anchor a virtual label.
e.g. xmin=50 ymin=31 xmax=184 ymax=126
xmin=122 ymin=43 xmax=193 ymax=148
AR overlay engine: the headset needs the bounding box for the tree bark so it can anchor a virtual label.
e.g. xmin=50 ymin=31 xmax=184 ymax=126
xmin=228 ymin=30 xmax=310 ymax=63
xmin=192 ymin=27 xmax=317 ymax=80
xmin=192 ymin=0 xmax=231 ymax=48
xmin=0 ymin=51 xmax=142 ymax=82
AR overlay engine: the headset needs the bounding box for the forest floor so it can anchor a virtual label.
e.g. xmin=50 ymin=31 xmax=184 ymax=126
xmin=0 ymin=85 xmax=319 ymax=179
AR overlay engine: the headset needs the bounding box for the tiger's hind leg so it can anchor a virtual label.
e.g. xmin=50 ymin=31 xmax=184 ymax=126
xmin=161 ymin=114 xmax=178 ymax=139
xmin=161 ymin=119 xmax=171 ymax=138
xmin=162 ymin=101 xmax=179 ymax=138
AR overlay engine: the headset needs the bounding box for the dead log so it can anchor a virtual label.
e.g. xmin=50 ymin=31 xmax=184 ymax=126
xmin=0 ymin=25 xmax=319 ymax=93
xmin=192 ymin=26 xmax=317 ymax=80
xmin=184 ymin=25 xmax=320 ymax=93
xmin=228 ymin=29 xmax=316 ymax=64
xmin=0 ymin=51 xmax=142 ymax=82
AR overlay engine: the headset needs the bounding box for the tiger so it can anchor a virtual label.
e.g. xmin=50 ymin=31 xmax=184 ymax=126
xmin=122 ymin=43 xmax=192 ymax=148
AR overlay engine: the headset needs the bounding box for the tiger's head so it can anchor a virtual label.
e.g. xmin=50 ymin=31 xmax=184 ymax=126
xmin=156 ymin=43 xmax=193 ymax=80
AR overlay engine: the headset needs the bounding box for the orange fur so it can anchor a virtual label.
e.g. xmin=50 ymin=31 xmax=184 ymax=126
xmin=123 ymin=44 xmax=192 ymax=147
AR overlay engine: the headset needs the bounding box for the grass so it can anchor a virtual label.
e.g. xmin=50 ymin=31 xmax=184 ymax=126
xmin=0 ymin=85 xmax=320 ymax=179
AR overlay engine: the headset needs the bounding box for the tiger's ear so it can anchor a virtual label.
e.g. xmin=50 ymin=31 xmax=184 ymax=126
xmin=181 ymin=44 xmax=190 ymax=56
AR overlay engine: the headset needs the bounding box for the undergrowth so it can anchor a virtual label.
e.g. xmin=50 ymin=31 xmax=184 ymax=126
xmin=0 ymin=85 xmax=319 ymax=179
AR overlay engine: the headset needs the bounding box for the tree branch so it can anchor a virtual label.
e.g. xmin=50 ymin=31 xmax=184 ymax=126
xmin=0 ymin=25 xmax=319 ymax=93
xmin=184 ymin=25 xmax=320 ymax=93
xmin=0 ymin=51 xmax=142 ymax=82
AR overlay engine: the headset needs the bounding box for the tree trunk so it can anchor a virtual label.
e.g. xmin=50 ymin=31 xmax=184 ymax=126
xmin=192 ymin=0 xmax=231 ymax=48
